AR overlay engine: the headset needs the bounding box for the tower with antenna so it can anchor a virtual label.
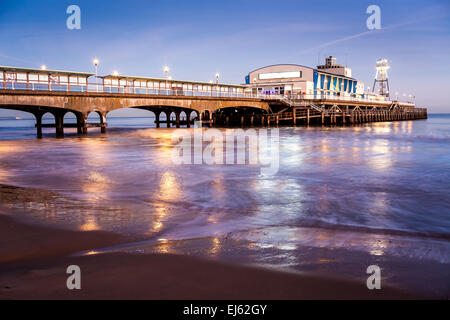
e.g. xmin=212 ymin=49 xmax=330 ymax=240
xmin=372 ymin=58 xmax=390 ymax=98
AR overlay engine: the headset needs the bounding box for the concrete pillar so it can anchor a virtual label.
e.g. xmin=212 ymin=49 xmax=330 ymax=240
xmin=55 ymin=112 xmax=64 ymax=138
xmin=78 ymin=113 xmax=88 ymax=134
xmin=186 ymin=112 xmax=191 ymax=128
xmin=77 ymin=116 xmax=82 ymax=134
xmin=35 ymin=112 xmax=43 ymax=139
xmin=100 ymin=113 xmax=107 ymax=134
xmin=175 ymin=112 xmax=181 ymax=128
xmin=167 ymin=111 xmax=172 ymax=128
xmin=155 ymin=112 xmax=161 ymax=128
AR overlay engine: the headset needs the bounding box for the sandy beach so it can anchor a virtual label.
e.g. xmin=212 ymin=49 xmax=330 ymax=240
xmin=0 ymin=214 xmax=420 ymax=300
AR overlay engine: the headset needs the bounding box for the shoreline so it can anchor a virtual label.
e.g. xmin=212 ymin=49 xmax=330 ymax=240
xmin=0 ymin=213 xmax=423 ymax=300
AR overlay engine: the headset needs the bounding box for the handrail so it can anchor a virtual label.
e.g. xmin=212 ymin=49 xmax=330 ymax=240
xmin=0 ymin=80 xmax=416 ymax=105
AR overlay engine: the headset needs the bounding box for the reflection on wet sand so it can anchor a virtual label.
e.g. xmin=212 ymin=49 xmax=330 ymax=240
xmin=82 ymin=172 xmax=112 ymax=202
xmin=80 ymin=216 xmax=100 ymax=231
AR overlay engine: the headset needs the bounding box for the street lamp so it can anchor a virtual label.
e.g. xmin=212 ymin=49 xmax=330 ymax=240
xmin=215 ymin=73 xmax=220 ymax=96
xmin=41 ymin=65 xmax=47 ymax=70
xmin=113 ymin=70 xmax=119 ymax=76
xmin=395 ymin=92 xmax=399 ymax=101
xmin=93 ymin=58 xmax=99 ymax=92
xmin=164 ymin=66 xmax=170 ymax=95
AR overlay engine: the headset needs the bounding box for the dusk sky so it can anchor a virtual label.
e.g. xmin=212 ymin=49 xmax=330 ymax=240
xmin=0 ymin=0 xmax=449 ymax=114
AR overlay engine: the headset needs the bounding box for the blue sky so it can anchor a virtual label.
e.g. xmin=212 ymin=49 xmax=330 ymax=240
xmin=0 ymin=0 xmax=449 ymax=114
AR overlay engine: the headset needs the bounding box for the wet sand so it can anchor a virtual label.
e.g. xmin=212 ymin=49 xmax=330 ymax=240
xmin=0 ymin=214 xmax=419 ymax=299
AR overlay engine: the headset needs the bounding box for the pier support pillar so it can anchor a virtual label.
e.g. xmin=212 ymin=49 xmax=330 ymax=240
xmin=100 ymin=113 xmax=107 ymax=134
xmin=167 ymin=111 xmax=172 ymax=128
xmin=155 ymin=111 xmax=161 ymax=128
xmin=35 ymin=112 xmax=43 ymax=139
xmin=175 ymin=112 xmax=181 ymax=128
xmin=306 ymin=109 xmax=310 ymax=126
xmin=55 ymin=112 xmax=64 ymax=138
xmin=321 ymin=112 xmax=325 ymax=125
xmin=77 ymin=113 xmax=88 ymax=134
xmin=293 ymin=108 xmax=297 ymax=126
xmin=186 ymin=112 xmax=191 ymax=128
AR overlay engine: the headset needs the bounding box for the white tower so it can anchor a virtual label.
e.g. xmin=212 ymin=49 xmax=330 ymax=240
xmin=372 ymin=58 xmax=390 ymax=98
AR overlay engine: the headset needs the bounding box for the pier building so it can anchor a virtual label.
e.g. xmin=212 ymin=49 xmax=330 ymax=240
xmin=244 ymin=56 xmax=376 ymax=100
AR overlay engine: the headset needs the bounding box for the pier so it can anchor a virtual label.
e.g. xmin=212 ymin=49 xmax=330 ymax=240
xmin=0 ymin=66 xmax=427 ymax=138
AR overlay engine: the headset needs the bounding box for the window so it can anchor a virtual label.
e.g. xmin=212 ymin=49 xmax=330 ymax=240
xmin=29 ymin=74 xmax=38 ymax=82
xmin=39 ymin=75 xmax=48 ymax=82
xmin=17 ymin=73 xmax=27 ymax=81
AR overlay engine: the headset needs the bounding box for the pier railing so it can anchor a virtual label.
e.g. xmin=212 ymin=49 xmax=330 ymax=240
xmin=0 ymin=80 xmax=414 ymax=105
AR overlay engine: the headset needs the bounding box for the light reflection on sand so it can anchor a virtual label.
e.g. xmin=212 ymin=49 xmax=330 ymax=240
xmin=80 ymin=216 xmax=100 ymax=231
xmin=81 ymin=172 xmax=112 ymax=201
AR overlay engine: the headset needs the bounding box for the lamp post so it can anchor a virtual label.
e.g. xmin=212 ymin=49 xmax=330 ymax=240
xmin=164 ymin=66 xmax=170 ymax=95
xmin=395 ymin=92 xmax=399 ymax=101
xmin=41 ymin=65 xmax=47 ymax=70
xmin=93 ymin=58 xmax=99 ymax=92
xmin=215 ymin=73 xmax=220 ymax=96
